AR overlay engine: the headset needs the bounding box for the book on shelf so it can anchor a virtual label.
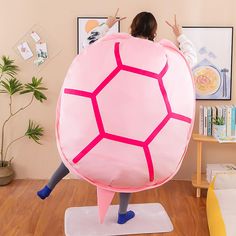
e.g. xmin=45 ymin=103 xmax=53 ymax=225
xmin=199 ymin=105 xmax=236 ymax=137
xmin=222 ymin=105 xmax=227 ymax=125
xmin=207 ymin=106 xmax=212 ymax=136
xmin=216 ymin=105 xmax=222 ymax=118
xmin=231 ymin=106 xmax=236 ymax=136
xmin=212 ymin=106 xmax=217 ymax=124
xmin=199 ymin=105 xmax=204 ymax=135
xmin=203 ymin=106 xmax=208 ymax=136
xmin=226 ymin=106 xmax=232 ymax=137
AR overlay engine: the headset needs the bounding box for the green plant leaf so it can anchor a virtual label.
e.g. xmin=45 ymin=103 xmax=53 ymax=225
xmin=0 ymin=56 xmax=19 ymax=78
xmin=19 ymin=89 xmax=32 ymax=94
xmin=212 ymin=116 xmax=224 ymax=125
xmin=36 ymin=87 xmax=48 ymax=90
xmin=0 ymin=78 xmax=23 ymax=95
xmin=20 ymin=77 xmax=47 ymax=102
xmin=25 ymin=120 xmax=44 ymax=144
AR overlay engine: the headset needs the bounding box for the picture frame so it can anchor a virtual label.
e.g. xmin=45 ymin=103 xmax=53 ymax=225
xmin=182 ymin=26 xmax=233 ymax=100
xmin=77 ymin=17 xmax=120 ymax=54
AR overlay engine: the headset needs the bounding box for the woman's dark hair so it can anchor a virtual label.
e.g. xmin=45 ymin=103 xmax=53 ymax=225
xmin=130 ymin=12 xmax=157 ymax=41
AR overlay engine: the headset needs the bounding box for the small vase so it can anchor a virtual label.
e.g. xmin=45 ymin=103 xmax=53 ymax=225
xmin=212 ymin=124 xmax=226 ymax=138
xmin=0 ymin=161 xmax=14 ymax=186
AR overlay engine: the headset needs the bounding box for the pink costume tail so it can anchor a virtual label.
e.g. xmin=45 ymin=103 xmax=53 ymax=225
xmin=97 ymin=187 xmax=115 ymax=223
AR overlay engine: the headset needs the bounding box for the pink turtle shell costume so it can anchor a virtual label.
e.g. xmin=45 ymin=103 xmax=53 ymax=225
xmin=56 ymin=33 xmax=195 ymax=221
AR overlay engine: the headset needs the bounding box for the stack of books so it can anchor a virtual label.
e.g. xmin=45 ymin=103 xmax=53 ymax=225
xmin=206 ymin=163 xmax=236 ymax=183
xmin=199 ymin=105 xmax=236 ymax=137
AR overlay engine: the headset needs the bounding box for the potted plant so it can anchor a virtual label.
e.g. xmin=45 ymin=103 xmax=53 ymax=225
xmin=0 ymin=56 xmax=47 ymax=185
xmin=212 ymin=116 xmax=226 ymax=138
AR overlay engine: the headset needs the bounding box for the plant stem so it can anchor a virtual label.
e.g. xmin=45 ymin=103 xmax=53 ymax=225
xmin=11 ymin=95 xmax=34 ymax=117
xmin=0 ymin=95 xmax=34 ymax=163
xmin=9 ymin=95 xmax=13 ymax=115
xmin=3 ymin=135 xmax=25 ymax=163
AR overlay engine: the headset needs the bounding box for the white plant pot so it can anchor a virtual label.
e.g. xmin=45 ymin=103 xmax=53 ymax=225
xmin=212 ymin=124 xmax=226 ymax=138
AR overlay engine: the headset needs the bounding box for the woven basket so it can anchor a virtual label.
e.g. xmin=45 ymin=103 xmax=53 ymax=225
xmin=0 ymin=161 xmax=14 ymax=186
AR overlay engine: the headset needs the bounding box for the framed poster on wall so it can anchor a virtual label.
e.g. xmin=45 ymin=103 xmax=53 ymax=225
xmin=182 ymin=26 xmax=233 ymax=100
xmin=77 ymin=17 xmax=120 ymax=54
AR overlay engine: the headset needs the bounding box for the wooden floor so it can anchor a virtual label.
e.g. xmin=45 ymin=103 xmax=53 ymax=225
xmin=0 ymin=180 xmax=209 ymax=236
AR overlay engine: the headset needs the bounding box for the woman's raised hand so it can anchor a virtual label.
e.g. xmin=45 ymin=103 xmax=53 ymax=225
xmin=166 ymin=15 xmax=183 ymax=37
xmin=106 ymin=8 xmax=127 ymax=28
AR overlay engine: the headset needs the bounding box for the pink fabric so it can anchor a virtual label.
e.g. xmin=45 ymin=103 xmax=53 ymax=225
xmin=56 ymin=33 xmax=195 ymax=193
xmin=97 ymin=187 xmax=115 ymax=223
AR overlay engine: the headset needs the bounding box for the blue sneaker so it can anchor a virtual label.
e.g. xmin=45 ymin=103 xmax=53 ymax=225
xmin=117 ymin=210 xmax=135 ymax=224
xmin=37 ymin=185 xmax=52 ymax=200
